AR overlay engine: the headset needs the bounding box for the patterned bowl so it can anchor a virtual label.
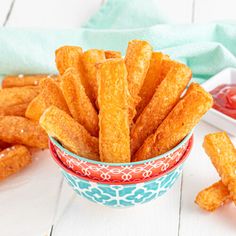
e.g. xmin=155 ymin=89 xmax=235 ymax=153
xmin=49 ymin=137 xmax=193 ymax=208
xmin=49 ymin=131 xmax=193 ymax=183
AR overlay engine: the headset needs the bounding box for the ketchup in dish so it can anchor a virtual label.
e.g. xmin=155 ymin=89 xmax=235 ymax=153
xmin=210 ymin=84 xmax=236 ymax=119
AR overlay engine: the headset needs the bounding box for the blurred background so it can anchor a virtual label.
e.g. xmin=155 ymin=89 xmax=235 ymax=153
xmin=1 ymin=0 xmax=236 ymax=28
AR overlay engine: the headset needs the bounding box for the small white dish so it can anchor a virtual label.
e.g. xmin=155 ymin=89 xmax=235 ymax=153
xmin=201 ymin=67 xmax=236 ymax=136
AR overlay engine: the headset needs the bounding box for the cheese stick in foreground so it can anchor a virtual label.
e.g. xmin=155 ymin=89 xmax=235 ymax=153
xmin=133 ymin=83 xmax=213 ymax=161
xmin=195 ymin=181 xmax=230 ymax=211
xmin=203 ymin=132 xmax=236 ymax=205
xmin=0 ymin=145 xmax=32 ymax=181
xmin=40 ymin=106 xmax=99 ymax=161
xmin=25 ymin=78 xmax=69 ymax=121
xmin=131 ymin=62 xmax=191 ymax=155
xmin=2 ymin=74 xmax=59 ymax=88
xmin=61 ymin=68 xmax=99 ymax=137
xmin=0 ymin=116 xmax=48 ymax=148
xmin=98 ymin=59 xmax=130 ymax=163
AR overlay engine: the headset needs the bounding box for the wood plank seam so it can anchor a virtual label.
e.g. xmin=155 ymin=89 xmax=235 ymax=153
xmin=177 ymin=173 xmax=184 ymax=236
xmin=49 ymin=176 xmax=64 ymax=236
xmin=3 ymin=0 xmax=15 ymax=26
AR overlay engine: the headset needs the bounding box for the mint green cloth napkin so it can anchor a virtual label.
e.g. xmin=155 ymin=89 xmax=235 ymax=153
xmin=0 ymin=0 xmax=236 ymax=84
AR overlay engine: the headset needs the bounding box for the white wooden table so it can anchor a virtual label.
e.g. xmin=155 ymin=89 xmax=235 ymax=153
xmin=0 ymin=1 xmax=236 ymax=235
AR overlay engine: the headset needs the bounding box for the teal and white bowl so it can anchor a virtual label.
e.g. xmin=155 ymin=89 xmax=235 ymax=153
xmin=49 ymin=136 xmax=193 ymax=208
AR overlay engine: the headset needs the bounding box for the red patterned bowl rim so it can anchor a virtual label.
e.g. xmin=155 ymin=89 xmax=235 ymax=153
xmin=49 ymin=135 xmax=193 ymax=185
xmin=49 ymin=129 xmax=193 ymax=166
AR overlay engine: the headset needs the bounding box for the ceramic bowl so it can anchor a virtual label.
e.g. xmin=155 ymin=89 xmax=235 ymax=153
xmin=49 ymin=131 xmax=193 ymax=183
xmin=49 ymin=137 xmax=193 ymax=208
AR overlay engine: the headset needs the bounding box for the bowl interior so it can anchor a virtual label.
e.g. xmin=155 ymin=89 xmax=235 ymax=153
xmin=49 ymin=135 xmax=193 ymax=185
xmin=49 ymin=129 xmax=193 ymax=167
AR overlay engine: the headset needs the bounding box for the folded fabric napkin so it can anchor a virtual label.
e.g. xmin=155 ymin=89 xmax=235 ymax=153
xmin=0 ymin=0 xmax=236 ymax=84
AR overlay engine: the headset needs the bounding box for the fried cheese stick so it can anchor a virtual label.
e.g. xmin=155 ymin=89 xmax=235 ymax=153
xmin=61 ymin=68 xmax=99 ymax=137
xmin=0 ymin=145 xmax=32 ymax=181
xmin=133 ymin=83 xmax=213 ymax=161
xmin=105 ymin=50 xmax=122 ymax=59
xmin=81 ymin=49 xmax=106 ymax=106
xmin=25 ymin=78 xmax=69 ymax=121
xmin=131 ymin=62 xmax=192 ymax=155
xmin=40 ymin=106 xmax=99 ymax=160
xmin=0 ymin=116 xmax=48 ymax=148
xmin=135 ymin=52 xmax=165 ymax=119
xmin=0 ymin=86 xmax=40 ymax=116
xmin=203 ymin=132 xmax=236 ymax=204
xmin=195 ymin=181 xmax=230 ymax=211
xmin=2 ymin=74 xmax=59 ymax=88
xmin=97 ymin=59 xmax=130 ymax=163
xmin=125 ymin=40 xmax=152 ymax=121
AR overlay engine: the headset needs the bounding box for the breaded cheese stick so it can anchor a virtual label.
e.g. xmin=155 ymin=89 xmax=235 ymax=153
xmin=2 ymin=74 xmax=59 ymax=88
xmin=125 ymin=40 xmax=152 ymax=107
xmin=105 ymin=50 xmax=122 ymax=59
xmin=0 ymin=86 xmax=40 ymax=116
xmin=61 ymin=68 xmax=99 ymax=137
xmin=203 ymin=132 xmax=236 ymax=204
xmin=133 ymin=83 xmax=213 ymax=161
xmin=82 ymin=49 xmax=106 ymax=106
xmin=0 ymin=140 xmax=10 ymax=150
xmin=97 ymin=59 xmax=130 ymax=163
xmin=55 ymin=46 xmax=83 ymax=75
xmin=0 ymin=145 xmax=32 ymax=181
xmin=195 ymin=181 xmax=230 ymax=211
xmin=25 ymin=78 xmax=69 ymax=121
xmin=0 ymin=116 xmax=48 ymax=148
xmin=40 ymin=106 xmax=99 ymax=160
xmin=135 ymin=52 xmax=165 ymax=119
xmin=131 ymin=62 xmax=191 ymax=155
xmin=55 ymin=46 xmax=94 ymax=106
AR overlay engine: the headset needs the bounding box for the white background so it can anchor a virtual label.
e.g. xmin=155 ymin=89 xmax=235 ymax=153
xmin=0 ymin=0 xmax=236 ymax=235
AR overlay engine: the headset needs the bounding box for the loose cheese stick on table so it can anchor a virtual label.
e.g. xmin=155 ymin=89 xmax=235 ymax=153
xmin=61 ymin=68 xmax=99 ymax=137
xmin=25 ymin=78 xmax=69 ymax=121
xmin=98 ymin=59 xmax=130 ymax=163
xmin=135 ymin=52 xmax=165 ymax=119
xmin=0 ymin=116 xmax=48 ymax=148
xmin=2 ymin=74 xmax=59 ymax=88
xmin=195 ymin=180 xmax=230 ymax=211
xmin=105 ymin=50 xmax=122 ymax=59
xmin=40 ymin=106 xmax=99 ymax=161
xmin=131 ymin=62 xmax=192 ymax=155
xmin=0 ymin=86 xmax=40 ymax=116
xmin=82 ymin=49 xmax=106 ymax=106
xmin=55 ymin=46 xmax=83 ymax=75
xmin=0 ymin=145 xmax=32 ymax=181
xmin=203 ymin=132 xmax=236 ymax=204
xmin=133 ymin=83 xmax=213 ymax=161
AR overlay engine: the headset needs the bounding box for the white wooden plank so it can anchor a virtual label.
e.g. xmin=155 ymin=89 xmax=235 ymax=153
xmin=0 ymin=150 xmax=63 ymax=236
xmin=194 ymin=0 xmax=236 ymax=23
xmin=53 ymin=173 xmax=182 ymax=236
xmin=0 ymin=0 xmax=13 ymax=25
xmin=7 ymin=0 xmax=103 ymax=27
xmin=179 ymin=121 xmax=236 ymax=236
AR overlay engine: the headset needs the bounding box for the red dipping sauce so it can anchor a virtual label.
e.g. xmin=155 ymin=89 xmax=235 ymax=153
xmin=210 ymin=84 xmax=236 ymax=119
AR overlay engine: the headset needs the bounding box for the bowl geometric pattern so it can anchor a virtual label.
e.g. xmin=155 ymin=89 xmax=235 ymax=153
xmin=50 ymin=133 xmax=192 ymax=183
xmin=61 ymin=164 xmax=183 ymax=208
